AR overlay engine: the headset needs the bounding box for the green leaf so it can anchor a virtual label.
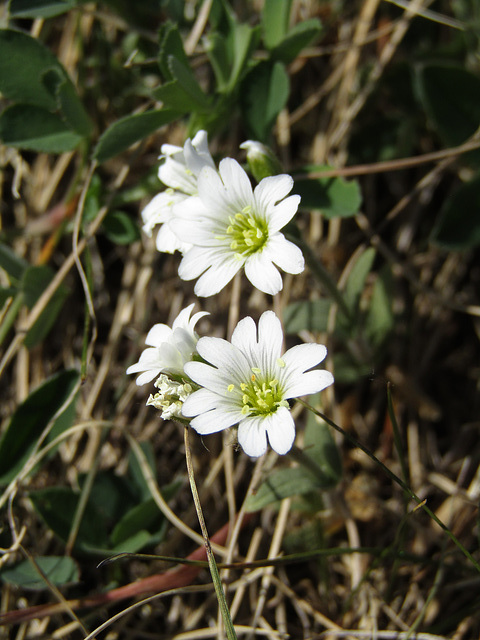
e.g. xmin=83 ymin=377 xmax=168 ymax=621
xmin=284 ymin=299 xmax=332 ymax=334
xmin=364 ymin=266 xmax=394 ymax=349
xmin=9 ymin=0 xmax=76 ymax=18
xmin=0 ymin=104 xmax=83 ymax=153
xmin=245 ymin=467 xmax=323 ymax=512
xmin=127 ymin=441 xmax=157 ymax=501
xmin=0 ymin=370 xmax=79 ymax=484
xmin=245 ymin=413 xmax=341 ymax=512
xmin=102 ymin=210 xmax=141 ymax=245
xmin=0 ymin=556 xmax=79 ymax=590
xmin=241 ymin=61 xmax=289 ymax=142
xmin=158 ymin=21 xmax=190 ymax=82
xmin=333 ymin=352 xmax=371 ymax=384
xmin=110 ymin=498 xmax=165 ymax=550
xmin=303 ymin=411 xmax=342 ymax=486
xmin=0 ymin=242 xmax=29 ymax=282
xmin=295 ymin=167 xmax=362 ymax=218
xmin=415 ymin=63 xmax=480 ymax=164
xmin=431 ymin=175 xmax=480 ymax=250
xmin=93 ymin=108 xmax=180 ymax=163
xmin=0 ymin=286 xmax=18 ymax=306
xmin=55 ymin=77 xmax=93 ymax=137
xmin=0 ymin=29 xmax=68 ymax=110
xmin=262 ymin=0 xmax=292 ymax=49
xmin=343 ymin=248 xmax=376 ymax=314
xmin=205 ymin=33 xmax=230 ymax=92
xmin=29 ymin=487 xmax=109 ymax=552
xmin=152 ymin=56 xmax=211 ymax=113
xmin=21 ymin=264 xmax=70 ymax=348
xmin=270 ymin=19 xmax=322 ymax=64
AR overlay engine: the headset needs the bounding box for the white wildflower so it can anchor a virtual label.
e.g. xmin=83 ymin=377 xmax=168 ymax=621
xmin=147 ymin=374 xmax=193 ymax=421
xmin=182 ymin=311 xmax=333 ymax=457
xmin=171 ymin=158 xmax=305 ymax=297
xmin=126 ymin=303 xmax=209 ymax=386
xmin=141 ymin=130 xmax=215 ymax=254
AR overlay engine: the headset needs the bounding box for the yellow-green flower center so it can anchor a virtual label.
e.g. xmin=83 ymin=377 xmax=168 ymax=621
xmin=225 ymin=206 xmax=268 ymax=258
xmin=228 ymin=367 xmax=288 ymax=417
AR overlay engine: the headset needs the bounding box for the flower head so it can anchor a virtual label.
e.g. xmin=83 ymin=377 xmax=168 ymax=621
xmin=141 ymin=130 xmax=215 ymax=254
xmin=182 ymin=311 xmax=333 ymax=457
xmin=126 ymin=303 xmax=209 ymax=386
xmin=171 ymin=158 xmax=305 ymax=297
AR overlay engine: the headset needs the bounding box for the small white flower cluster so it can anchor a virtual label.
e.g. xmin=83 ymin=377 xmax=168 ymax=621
xmin=142 ymin=131 xmax=304 ymax=297
xmin=128 ymin=132 xmax=334 ymax=457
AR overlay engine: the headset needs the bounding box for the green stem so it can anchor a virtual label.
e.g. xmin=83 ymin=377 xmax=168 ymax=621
xmin=299 ymin=399 xmax=480 ymax=574
xmin=184 ymin=426 xmax=238 ymax=640
xmin=0 ymin=292 xmax=24 ymax=348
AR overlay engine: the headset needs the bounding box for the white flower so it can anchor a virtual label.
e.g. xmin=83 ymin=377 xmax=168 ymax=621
xmin=126 ymin=303 xmax=209 ymax=386
xmin=141 ymin=130 xmax=215 ymax=254
xmin=170 ymin=158 xmax=305 ymax=297
xmin=182 ymin=311 xmax=333 ymax=457
xmin=147 ymin=374 xmax=193 ymax=421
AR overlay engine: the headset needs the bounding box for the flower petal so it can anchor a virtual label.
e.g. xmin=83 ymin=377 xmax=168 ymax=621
xmin=265 ymin=195 xmax=301 ymax=232
xmin=244 ymin=251 xmax=283 ymax=295
xmin=283 ymin=369 xmax=334 ymax=399
xmin=193 ymin=259 xmax=241 ymax=297
xmin=189 ymin=407 xmax=242 ymax=435
xmin=184 ymin=361 xmax=232 ymax=395
xmin=145 ymin=324 xmax=173 ymax=347
xmin=218 ymin=158 xmax=253 ymax=209
xmin=230 ymin=316 xmax=258 ymax=362
xmin=264 ymin=234 xmax=305 ymax=274
xmin=181 ymin=388 xmax=223 ymax=416
xmin=237 ymin=416 xmax=268 ymax=457
xmin=254 ymin=174 xmax=293 ymax=211
xmin=196 ymin=337 xmax=250 ymax=379
xmin=257 ymin=311 xmax=283 ymax=373
xmin=282 ymin=343 xmax=327 ymax=373
xmin=265 ymin=407 xmax=296 ymax=455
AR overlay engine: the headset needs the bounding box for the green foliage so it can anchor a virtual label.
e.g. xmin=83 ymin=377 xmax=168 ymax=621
xmin=0 ymin=370 xmax=79 ymax=485
xmin=431 ymin=174 xmax=480 ymax=250
xmin=295 ymin=168 xmax=362 ymax=218
xmin=0 ymin=556 xmax=79 ymax=590
xmin=240 ymin=61 xmax=289 ymax=142
xmin=102 ymin=210 xmax=141 ymax=245
xmin=28 ymin=448 xmax=181 ymax=555
xmin=245 ymin=413 xmax=342 ymax=512
xmin=93 ymin=109 xmax=180 ymax=163
xmin=9 ymin=0 xmax=77 ymax=19
xmin=21 ymin=264 xmax=70 ymax=348
xmin=0 ymin=29 xmax=92 ymax=152
xmin=415 ymin=63 xmax=480 ymax=165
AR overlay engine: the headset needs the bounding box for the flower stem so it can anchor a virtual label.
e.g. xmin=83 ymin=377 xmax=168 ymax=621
xmin=183 ymin=426 xmax=238 ymax=640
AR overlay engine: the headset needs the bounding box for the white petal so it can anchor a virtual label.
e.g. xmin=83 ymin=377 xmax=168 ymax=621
xmin=283 ymin=370 xmax=334 ymax=399
xmin=177 ymin=247 xmax=210 ymax=280
xmin=283 ymin=343 xmax=327 ymax=372
xmin=181 ymin=388 xmax=222 ymax=416
xmin=146 ymin=324 xmax=172 ymax=347
xmin=184 ymin=361 xmax=232 ymax=395
xmin=127 ymin=367 xmax=160 ymax=386
xmin=265 ymin=407 xmax=296 ymax=455
xmin=218 ymin=158 xmax=253 ymax=209
xmin=196 ymin=336 xmax=250 ymax=379
xmin=197 ymin=166 xmax=234 ymax=215
xmin=155 ymin=222 xmax=190 ymax=254
xmin=193 ymin=259 xmax=241 ymax=297
xmin=189 ymin=407 xmax=242 ymax=435
xmin=159 ymin=157 xmax=196 ymax=194
xmin=254 ymin=174 xmax=293 ymax=211
xmin=266 ymin=195 xmax=301 ymax=232
xmin=231 ymin=316 xmax=258 ymax=362
xmin=237 ymin=417 xmax=268 ymax=457
xmin=244 ymin=252 xmax=283 ymax=295
xmin=257 ymin=311 xmax=283 ymax=362
xmin=265 ymin=234 xmax=305 ymax=274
